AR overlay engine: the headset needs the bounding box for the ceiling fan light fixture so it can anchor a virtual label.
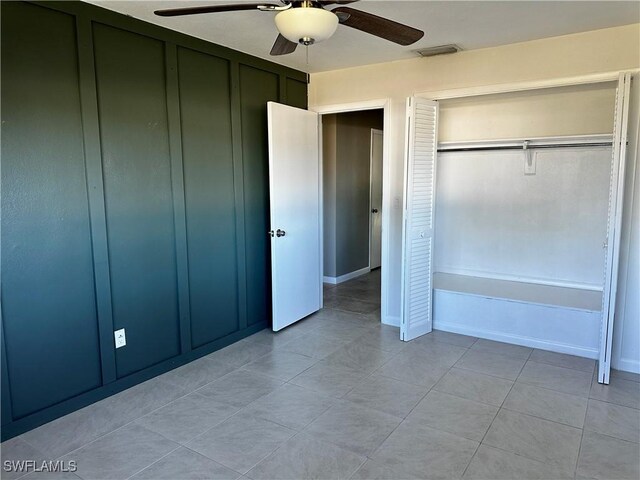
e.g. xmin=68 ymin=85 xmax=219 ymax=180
xmin=275 ymin=7 xmax=339 ymax=45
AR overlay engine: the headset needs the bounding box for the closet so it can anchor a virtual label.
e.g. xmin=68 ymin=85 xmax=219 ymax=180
xmin=401 ymin=73 xmax=636 ymax=383
xmin=433 ymin=141 xmax=611 ymax=359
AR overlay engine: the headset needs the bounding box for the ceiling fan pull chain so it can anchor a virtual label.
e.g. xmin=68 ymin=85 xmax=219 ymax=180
xmin=306 ymin=44 xmax=309 ymax=65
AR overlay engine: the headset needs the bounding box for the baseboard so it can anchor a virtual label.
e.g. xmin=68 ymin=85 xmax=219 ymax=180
xmin=615 ymin=357 xmax=640 ymax=374
xmin=382 ymin=314 xmax=400 ymax=328
xmin=433 ymin=320 xmax=599 ymax=359
xmin=0 ymin=321 xmax=268 ymax=441
xmin=323 ymin=267 xmax=370 ymax=285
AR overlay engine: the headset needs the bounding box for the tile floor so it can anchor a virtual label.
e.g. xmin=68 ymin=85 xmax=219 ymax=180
xmin=2 ymin=270 xmax=639 ymax=479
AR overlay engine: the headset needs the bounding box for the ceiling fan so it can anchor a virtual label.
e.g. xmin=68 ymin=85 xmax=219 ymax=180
xmin=154 ymin=0 xmax=424 ymax=56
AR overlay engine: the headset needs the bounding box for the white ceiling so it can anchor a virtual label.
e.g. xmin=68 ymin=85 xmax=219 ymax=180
xmin=85 ymin=0 xmax=640 ymax=73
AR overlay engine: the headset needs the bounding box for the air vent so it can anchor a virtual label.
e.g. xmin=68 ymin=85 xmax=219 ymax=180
xmin=414 ymin=44 xmax=461 ymax=57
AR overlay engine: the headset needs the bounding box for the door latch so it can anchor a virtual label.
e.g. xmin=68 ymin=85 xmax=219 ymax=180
xmin=276 ymin=229 xmax=286 ymax=237
xmin=268 ymin=230 xmax=274 ymax=237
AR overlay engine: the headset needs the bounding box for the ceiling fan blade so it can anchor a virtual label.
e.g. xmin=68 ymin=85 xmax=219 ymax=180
xmin=270 ymin=34 xmax=298 ymax=56
xmin=317 ymin=1 xmax=360 ymax=4
xmin=332 ymin=7 xmax=424 ymax=46
xmin=154 ymin=3 xmax=282 ymax=17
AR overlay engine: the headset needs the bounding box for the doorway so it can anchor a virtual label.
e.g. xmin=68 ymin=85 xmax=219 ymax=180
xmin=321 ymin=109 xmax=384 ymax=318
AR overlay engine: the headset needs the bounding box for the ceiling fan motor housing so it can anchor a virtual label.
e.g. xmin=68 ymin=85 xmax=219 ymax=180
xmin=275 ymin=7 xmax=339 ymax=45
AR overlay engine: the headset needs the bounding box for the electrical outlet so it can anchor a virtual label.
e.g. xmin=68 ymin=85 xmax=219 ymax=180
xmin=114 ymin=329 xmax=126 ymax=349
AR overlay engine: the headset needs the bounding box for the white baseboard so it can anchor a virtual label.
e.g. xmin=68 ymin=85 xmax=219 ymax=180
xmin=323 ymin=267 xmax=370 ymax=285
xmin=615 ymin=357 xmax=640 ymax=374
xmin=433 ymin=320 xmax=599 ymax=359
xmin=382 ymin=315 xmax=400 ymax=328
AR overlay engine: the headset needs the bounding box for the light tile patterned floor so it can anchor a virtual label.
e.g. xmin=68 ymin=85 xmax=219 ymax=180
xmin=2 ymin=271 xmax=639 ymax=479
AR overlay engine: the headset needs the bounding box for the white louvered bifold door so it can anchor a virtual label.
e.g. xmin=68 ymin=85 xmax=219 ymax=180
xmin=598 ymin=73 xmax=632 ymax=384
xmin=401 ymin=98 xmax=438 ymax=341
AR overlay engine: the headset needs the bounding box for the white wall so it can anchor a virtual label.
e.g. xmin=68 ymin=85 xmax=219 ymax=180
xmin=435 ymin=147 xmax=611 ymax=289
xmin=439 ymin=83 xmax=616 ymax=142
xmin=309 ymin=24 xmax=640 ymax=371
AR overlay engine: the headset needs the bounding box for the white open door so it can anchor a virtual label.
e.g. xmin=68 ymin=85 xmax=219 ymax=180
xmin=370 ymin=129 xmax=383 ymax=270
xmin=401 ymin=97 xmax=438 ymax=341
xmin=267 ymin=102 xmax=322 ymax=331
xmin=598 ymin=73 xmax=632 ymax=383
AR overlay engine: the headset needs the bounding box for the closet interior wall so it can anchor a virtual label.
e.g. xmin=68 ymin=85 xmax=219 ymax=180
xmin=431 ymin=82 xmax=619 ymax=358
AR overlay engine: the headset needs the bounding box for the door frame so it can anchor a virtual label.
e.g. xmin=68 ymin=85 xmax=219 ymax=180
xmin=312 ymin=99 xmax=392 ymax=325
xmin=369 ymin=128 xmax=384 ymax=270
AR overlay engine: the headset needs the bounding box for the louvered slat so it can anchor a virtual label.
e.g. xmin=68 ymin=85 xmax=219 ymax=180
xmin=401 ymin=96 xmax=438 ymax=341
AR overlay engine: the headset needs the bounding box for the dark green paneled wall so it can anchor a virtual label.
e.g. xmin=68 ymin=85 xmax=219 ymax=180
xmin=240 ymin=66 xmax=280 ymax=326
xmin=1 ymin=2 xmax=102 ymax=419
xmin=93 ymin=24 xmax=181 ymax=378
xmin=286 ymin=78 xmax=309 ymax=110
xmin=0 ymin=0 xmax=307 ymax=440
xmin=177 ymin=47 xmax=240 ymax=348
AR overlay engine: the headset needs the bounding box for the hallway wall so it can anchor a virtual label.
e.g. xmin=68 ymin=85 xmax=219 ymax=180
xmin=323 ymin=110 xmax=383 ymax=279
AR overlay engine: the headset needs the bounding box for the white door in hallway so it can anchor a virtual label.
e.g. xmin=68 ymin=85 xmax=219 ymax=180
xmin=267 ymin=102 xmax=322 ymax=331
xmin=401 ymin=97 xmax=438 ymax=341
xmin=370 ymin=129 xmax=383 ymax=270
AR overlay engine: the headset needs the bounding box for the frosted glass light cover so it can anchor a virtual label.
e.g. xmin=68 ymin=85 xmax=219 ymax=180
xmin=275 ymin=8 xmax=339 ymax=44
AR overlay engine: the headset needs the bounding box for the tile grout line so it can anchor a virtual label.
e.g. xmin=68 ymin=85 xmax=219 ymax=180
xmin=39 ymin=352 xmax=284 ymax=465
xmin=176 ymin=408 xmax=297 ymax=475
xmin=526 ymin=357 xmax=596 ymax=375
xmin=461 ymin=346 xmax=535 ymax=478
xmin=579 ymin=429 xmax=640 ymax=445
xmin=572 ymin=369 xmax=596 ymax=478
xmin=498 ymin=404 xmax=585 ymax=431
xmin=363 ymin=343 xmax=474 ymax=470
xmin=122 ymin=443 xmax=185 ymax=480
xmin=19 ymin=376 xmax=202 ymax=462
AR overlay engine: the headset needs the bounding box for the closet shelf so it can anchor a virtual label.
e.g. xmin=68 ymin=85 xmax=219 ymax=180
xmin=433 ymin=272 xmax=602 ymax=312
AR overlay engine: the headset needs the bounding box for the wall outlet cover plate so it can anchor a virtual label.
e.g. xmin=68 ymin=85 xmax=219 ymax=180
xmin=114 ymin=329 xmax=126 ymax=348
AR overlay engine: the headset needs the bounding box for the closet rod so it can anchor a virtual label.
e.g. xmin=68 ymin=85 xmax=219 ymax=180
xmin=438 ymin=142 xmax=612 ymax=153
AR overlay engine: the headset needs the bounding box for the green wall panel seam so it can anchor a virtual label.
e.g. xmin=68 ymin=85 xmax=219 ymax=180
xmin=279 ymin=73 xmax=287 ymax=104
xmin=76 ymin=15 xmax=117 ymax=385
xmin=165 ymin=41 xmax=192 ymax=355
xmin=1 ymin=309 xmax=13 ymax=424
xmin=230 ymin=61 xmax=249 ymax=331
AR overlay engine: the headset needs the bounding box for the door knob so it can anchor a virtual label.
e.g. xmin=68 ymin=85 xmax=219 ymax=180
xmin=371 ymin=208 xmax=379 ymax=213
xmin=276 ymin=229 xmax=286 ymax=237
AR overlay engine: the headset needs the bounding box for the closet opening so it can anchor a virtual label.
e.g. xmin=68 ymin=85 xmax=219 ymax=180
xmin=401 ymin=74 xmax=636 ymax=383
